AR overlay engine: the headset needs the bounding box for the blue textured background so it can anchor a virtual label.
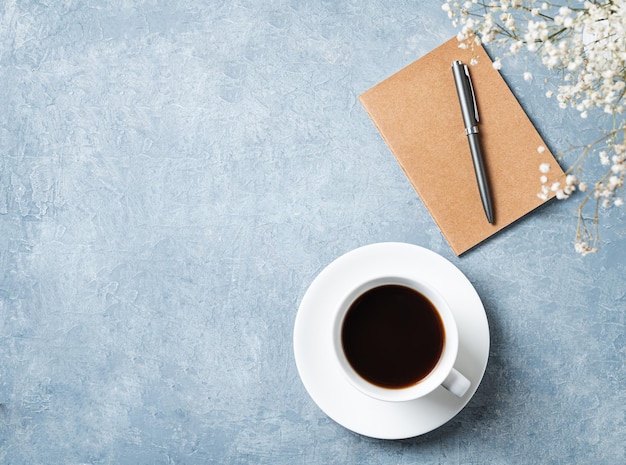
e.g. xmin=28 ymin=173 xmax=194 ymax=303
xmin=1 ymin=1 xmax=624 ymax=463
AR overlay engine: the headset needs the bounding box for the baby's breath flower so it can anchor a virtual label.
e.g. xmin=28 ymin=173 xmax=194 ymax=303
xmin=608 ymin=176 xmax=622 ymax=189
xmin=510 ymin=40 xmax=524 ymax=54
xmin=600 ymin=151 xmax=610 ymax=165
xmin=574 ymin=241 xmax=598 ymax=255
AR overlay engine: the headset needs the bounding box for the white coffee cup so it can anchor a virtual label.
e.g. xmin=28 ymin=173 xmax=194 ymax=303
xmin=332 ymin=276 xmax=470 ymax=402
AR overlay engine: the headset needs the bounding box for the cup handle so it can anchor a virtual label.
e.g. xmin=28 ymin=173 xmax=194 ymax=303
xmin=442 ymin=368 xmax=471 ymax=397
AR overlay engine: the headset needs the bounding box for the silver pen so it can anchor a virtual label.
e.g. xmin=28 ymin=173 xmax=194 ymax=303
xmin=451 ymin=60 xmax=494 ymax=224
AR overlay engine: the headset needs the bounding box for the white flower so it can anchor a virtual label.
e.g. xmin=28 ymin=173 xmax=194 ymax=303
xmin=509 ymin=41 xmax=524 ymax=54
xmin=558 ymin=6 xmax=571 ymax=17
xmin=501 ymin=13 xmax=516 ymax=29
xmin=600 ymin=151 xmax=610 ymax=165
xmin=524 ymin=72 xmax=533 ymax=81
xmin=574 ymin=241 xmax=598 ymax=255
xmin=539 ymin=163 xmax=551 ymax=173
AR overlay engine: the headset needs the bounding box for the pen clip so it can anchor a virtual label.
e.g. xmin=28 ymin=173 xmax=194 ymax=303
xmin=463 ymin=64 xmax=480 ymax=123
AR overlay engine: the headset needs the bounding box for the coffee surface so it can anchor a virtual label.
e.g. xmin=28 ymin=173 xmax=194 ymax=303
xmin=341 ymin=284 xmax=444 ymax=389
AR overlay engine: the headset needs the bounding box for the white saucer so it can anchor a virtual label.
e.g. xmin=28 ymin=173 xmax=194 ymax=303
xmin=293 ymin=242 xmax=490 ymax=440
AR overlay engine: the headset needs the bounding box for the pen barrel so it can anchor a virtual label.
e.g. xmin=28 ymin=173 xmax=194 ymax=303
xmin=467 ymin=133 xmax=494 ymax=223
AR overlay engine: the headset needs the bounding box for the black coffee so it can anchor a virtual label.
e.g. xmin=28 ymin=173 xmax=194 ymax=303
xmin=341 ymin=284 xmax=445 ymax=389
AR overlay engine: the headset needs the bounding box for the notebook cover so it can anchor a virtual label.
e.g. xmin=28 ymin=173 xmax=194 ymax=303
xmin=359 ymin=37 xmax=564 ymax=255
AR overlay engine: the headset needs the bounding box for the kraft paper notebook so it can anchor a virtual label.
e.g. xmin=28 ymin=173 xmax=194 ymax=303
xmin=359 ymin=37 xmax=564 ymax=255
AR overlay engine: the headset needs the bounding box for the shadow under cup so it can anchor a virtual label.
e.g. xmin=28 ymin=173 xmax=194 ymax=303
xmin=332 ymin=277 xmax=466 ymax=402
